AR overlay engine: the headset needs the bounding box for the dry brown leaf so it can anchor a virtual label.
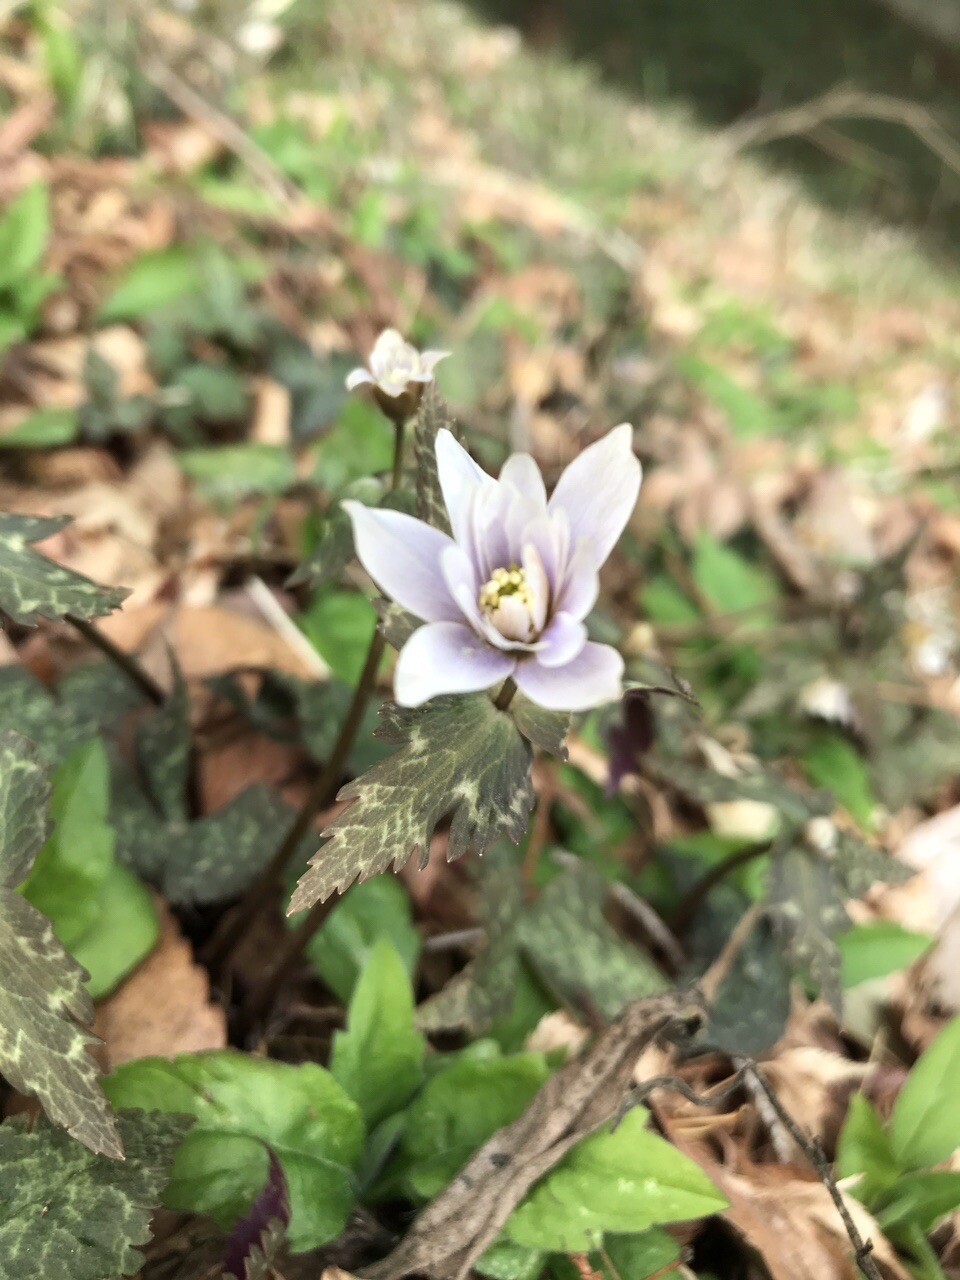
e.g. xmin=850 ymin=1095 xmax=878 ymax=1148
xmin=94 ymin=902 xmax=226 ymax=1070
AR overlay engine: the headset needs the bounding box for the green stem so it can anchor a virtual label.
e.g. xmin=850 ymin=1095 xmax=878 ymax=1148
xmin=66 ymin=613 xmax=166 ymax=706
xmin=209 ymin=418 xmax=406 ymax=986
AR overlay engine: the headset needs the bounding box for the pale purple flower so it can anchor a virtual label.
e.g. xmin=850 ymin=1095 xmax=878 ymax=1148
xmin=345 ymin=329 xmax=449 ymax=417
xmin=342 ymin=423 xmax=642 ymax=711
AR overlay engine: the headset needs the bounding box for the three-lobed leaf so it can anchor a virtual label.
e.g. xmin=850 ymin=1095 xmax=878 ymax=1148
xmin=104 ymin=1050 xmax=364 ymax=1252
xmin=0 ymin=1109 xmax=191 ymax=1280
xmin=0 ymin=514 xmax=127 ymax=625
xmin=289 ymin=694 xmax=538 ymax=911
xmin=0 ymin=731 xmax=121 ymax=1157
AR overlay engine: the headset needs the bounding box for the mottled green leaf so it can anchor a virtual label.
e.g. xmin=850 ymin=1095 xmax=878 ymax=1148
xmin=0 ymin=1110 xmax=191 ymax=1280
xmin=0 ymin=514 xmax=127 ymax=625
xmin=506 ymin=1107 xmax=726 ymax=1250
xmin=517 ymin=861 xmax=666 ymax=1019
xmin=0 ymin=732 xmax=121 ymax=1157
xmin=0 ymin=664 xmax=144 ymax=767
xmin=331 ymin=938 xmax=425 ymax=1127
xmin=510 ymin=695 xmax=570 ymax=758
xmin=767 ymin=844 xmax=849 ymax=1014
xmin=105 ymin=1052 xmax=364 ymax=1252
xmin=289 ymin=694 xmax=537 ymax=911
xmin=414 ymin=385 xmax=455 ymax=535
xmin=135 ymin=667 xmax=190 ymax=823
xmin=832 ymin=828 xmax=914 ymax=899
xmin=703 ymin=916 xmax=791 ymax=1056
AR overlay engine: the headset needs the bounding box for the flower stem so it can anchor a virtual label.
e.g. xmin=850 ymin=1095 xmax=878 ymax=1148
xmin=65 ymin=613 xmax=166 ymax=706
xmin=208 ymin=418 xmax=406 ymax=986
xmin=493 ymin=676 xmax=517 ymax=711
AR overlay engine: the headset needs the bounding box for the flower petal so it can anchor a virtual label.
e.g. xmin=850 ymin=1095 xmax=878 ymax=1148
xmin=345 ymin=367 xmax=374 ymax=390
xmin=555 ymin=542 xmax=599 ymax=620
xmin=514 ymin=641 xmax=624 ymax=711
xmin=436 ymin=429 xmax=494 ymax=550
xmin=548 ymin=423 xmax=641 ymax=570
xmin=419 ymin=349 xmax=450 ymax=375
xmin=536 ymin=611 xmax=587 ymax=668
xmin=342 ymin=501 xmax=459 ymax=623
xmin=499 ymin=453 xmax=547 ymax=509
xmin=394 ymin=622 xmax=515 ymax=706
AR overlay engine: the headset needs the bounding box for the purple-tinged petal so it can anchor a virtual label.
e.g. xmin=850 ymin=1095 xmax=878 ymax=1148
xmin=394 ymin=622 xmax=515 ymax=706
xmin=342 ymin=501 xmax=459 ymax=623
xmin=555 ymin=542 xmax=600 ymax=621
xmin=500 ymin=453 xmax=547 ymax=509
xmin=514 ymin=641 xmax=624 ymax=711
xmin=521 ymin=542 xmax=550 ymax=633
xmin=472 ymin=477 xmax=515 ymax=578
xmin=548 ymin=423 xmax=641 ymax=570
xmin=436 ymin=429 xmax=494 ymax=550
xmin=536 ymin=611 xmax=587 ymax=668
xmin=345 ymin=367 xmax=374 ymax=391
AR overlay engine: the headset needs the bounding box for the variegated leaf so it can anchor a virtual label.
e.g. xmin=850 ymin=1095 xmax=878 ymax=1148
xmin=0 ymin=514 xmax=127 ymax=625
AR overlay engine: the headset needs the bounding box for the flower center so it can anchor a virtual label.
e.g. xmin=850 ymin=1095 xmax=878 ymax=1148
xmin=478 ymin=564 xmax=538 ymax=642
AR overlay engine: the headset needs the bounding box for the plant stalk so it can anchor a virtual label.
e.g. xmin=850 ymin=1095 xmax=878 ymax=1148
xmin=66 ymin=613 xmax=166 ymax=706
xmin=208 ymin=416 xmax=407 ymax=982
xmin=493 ymin=676 xmax=517 ymax=711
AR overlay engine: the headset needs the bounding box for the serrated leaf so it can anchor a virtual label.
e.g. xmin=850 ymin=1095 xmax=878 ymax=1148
xmin=289 ymin=693 xmax=537 ymax=911
xmin=331 ymin=938 xmax=425 ymax=1127
xmin=376 ymin=599 xmax=421 ymax=649
xmin=413 ymin=385 xmax=455 ymax=534
xmin=0 ymin=1109 xmax=191 ymax=1280
xmin=0 ymin=514 xmax=128 ymax=625
xmin=517 ymin=861 xmax=666 ymax=1019
xmin=767 ymin=844 xmax=849 ymax=1014
xmin=105 ymin=1051 xmax=364 ymax=1252
xmin=506 ymin=1107 xmax=726 ymax=1250
xmin=0 ymin=732 xmax=121 ymax=1158
xmin=510 ymin=694 xmax=570 ymax=758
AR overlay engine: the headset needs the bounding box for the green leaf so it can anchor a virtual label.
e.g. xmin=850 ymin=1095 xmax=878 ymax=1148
xmin=678 ymin=354 xmax=772 ymax=438
xmin=70 ymin=864 xmax=159 ymax=1000
xmin=597 ymin=1229 xmax=682 ymax=1280
xmin=297 ymin=588 xmax=378 ymax=686
xmin=836 ymin=1093 xmax=901 ymax=1207
xmin=414 ymin=385 xmax=455 ymax=535
xmin=691 ymin=532 xmax=779 ymax=621
xmin=0 ymin=663 xmax=145 ymax=767
xmin=0 ymin=731 xmax=121 ymax=1158
xmin=802 ymin=732 xmax=876 ymax=829
xmin=98 ymin=247 xmax=206 ymax=322
xmin=839 ymin=922 xmax=931 ymax=989
xmin=311 ymin=399 xmax=394 ymax=492
xmin=104 ymin=1051 xmax=364 ymax=1252
xmin=877 ymin=1171 xmax=960 ymax=1235
xmin=890 ymin=1015 xmax=960 ymax=1170
xmin=0 ymin=1110 xmax=191 ymax=1280
xmin=20 ymin=741 xmax=158 ymax=1000
xmin=507 ymin=1107 xmax=726 ymax=1250
xmin=331 ymin=939 xmax=425 ymax=1128
xmin=289 ymin=693 xmax=538 ymax=911
xmin=517 ymin=861 xmax=666 ymax=1019
xmin=0 ymin=184 xmax=50 ymax=289
xmin=703 ymin=917 xmax=791 ymax=1056
xmin=178 ymin=444 xmax=296 ymax=503
xmin=305 ymin=874 xmax=420 ymax=1003
xmin=0 ymin=408 xmax=79 ymax=450
xmin=397 ymin=1048 xmax=550 ymax=1199
xmin=476 ymin=1239 xmax=545 ymax=1280
xmin=135 ymin=668 xmax=190 ymax=823
xmin=0 ymin=513 xmax=128 ymax=625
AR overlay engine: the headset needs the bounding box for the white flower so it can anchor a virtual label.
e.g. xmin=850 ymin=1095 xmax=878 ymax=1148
xmin=343 ymin=423 xmax=642 ymax=711
xmin=345 ymin=329 xmax=449 ymax=416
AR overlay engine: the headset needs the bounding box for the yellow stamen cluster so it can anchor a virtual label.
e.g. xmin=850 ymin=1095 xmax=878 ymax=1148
xmin=478 ymin=565 xmax=532 ymax=611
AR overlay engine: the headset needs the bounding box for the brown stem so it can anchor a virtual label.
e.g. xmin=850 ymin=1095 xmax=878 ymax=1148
xmin=211 ymin=417 xmax=406 ymax=988
xmin=65 ymin=613 xmax=165 ymax=706
xmin=493 ymin=676 xmax=517 ymax=711
xmin=242 ymin=893 xmax=337 ymax=1030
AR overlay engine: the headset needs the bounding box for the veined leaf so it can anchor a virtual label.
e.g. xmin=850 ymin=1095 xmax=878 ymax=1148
xmin=414 ymin=385 xmax=455 ymax=535
xmin=0 ymin=1110 xmax=191 ymax=1280
xmin=105 ymin=1051 xmax=364 ymax=1252
xmin=289 ymin=694 xmax=538 ymax=911
xmin=0 ymin=514 xmax=127 ymax=625
xmin=0 ymin=732 xmax=121 ymax=1158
